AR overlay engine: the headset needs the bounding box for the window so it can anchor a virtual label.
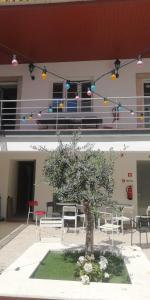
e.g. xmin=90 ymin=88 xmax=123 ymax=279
xmin=52 ymin=81 xmax=92 ymax=113
xmin=52 ymin=82 xmax=63 ymax=112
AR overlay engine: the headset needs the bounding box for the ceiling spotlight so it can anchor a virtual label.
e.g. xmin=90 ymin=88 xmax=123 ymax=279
xmin=12 ymin=54 xmax=18 ymax=66
xmin=41 ymin=66 xmax=47 ymax=80
xmin=137 ymin=55 xmax=143 ymax=65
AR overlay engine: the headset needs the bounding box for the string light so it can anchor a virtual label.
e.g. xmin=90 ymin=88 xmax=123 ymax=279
xmin=87 ymin=88 xmax=92 ymax=96
xmin=12 ymin=54 xmax=18 ymax=66
xmin=21 ymin=116 xmax=26 ymax=122
xmin=48 ymin=106 xmax=53 ymax=113
xmin=138 ymin=113 xmax=144 ymax=120
xmin=41 ymin=66 xmax=47 ymax=80
xmin=137 ymin=55 xmax=143 ymax=65
xmin=59 ymin=102 xmax=64 ymax=109
xmin=91 ymin=83 xmax=96 ymax=92
xmin=37 ymin=111 xmax=42 ymax=117
xmin=28 ymin=113 xmax=33 ymax=121
xmin=75 ymin=94 xmax=80 ymax=99
xmin=103 ymin=98 xmax=109 ymax=105
xmin=117 ymin=103 xmax=123 ymax=111
xmin=65 ymin=81 xmax=70 ymax=90
xmin=111 ymin=70 xmax=116 ymax=80
xmin=130 ymin=110 xmax=134 ymax=115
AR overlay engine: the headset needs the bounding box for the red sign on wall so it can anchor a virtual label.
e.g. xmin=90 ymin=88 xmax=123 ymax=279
xmin=128 ymin=173 xmax=133 ymax=177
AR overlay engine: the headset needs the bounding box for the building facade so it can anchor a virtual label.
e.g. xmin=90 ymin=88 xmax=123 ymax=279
xmin=0 ymin=0 xmax=150 ymax=219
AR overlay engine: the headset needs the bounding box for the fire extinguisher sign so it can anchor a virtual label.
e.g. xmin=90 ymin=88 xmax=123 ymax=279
xmin=128 ymin=172 xmax=133 ymax=177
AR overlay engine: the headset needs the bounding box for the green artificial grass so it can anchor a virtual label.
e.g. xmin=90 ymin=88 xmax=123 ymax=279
xmin=31 ymin=251 xmax=131 ymax=284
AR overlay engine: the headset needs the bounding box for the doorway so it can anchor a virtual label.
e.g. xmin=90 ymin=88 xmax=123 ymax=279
xmin=16 ymin=161 xmax=36 ymax=217
xmin=0 ymin=85 xmax=17 ymax=130
xmin=137 ymin=161 xmax=150 ymax=215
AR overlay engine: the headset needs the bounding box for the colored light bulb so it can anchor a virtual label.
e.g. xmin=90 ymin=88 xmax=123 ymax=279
xmin=12 ymin=54 xmax=18 ymax=66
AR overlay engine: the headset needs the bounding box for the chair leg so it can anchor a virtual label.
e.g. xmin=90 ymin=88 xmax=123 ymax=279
xmin=139 ymin=232 xmax=141 ymax=245
xmin=75 ymin=217 xmax=77 ymax=233
xmin=146 ymin=232 xmax=148 ymax=244
xmin=27 ymin=212 xmax=30 ymax=224
xmin=131 ymin=230 xmax=133 ymax=246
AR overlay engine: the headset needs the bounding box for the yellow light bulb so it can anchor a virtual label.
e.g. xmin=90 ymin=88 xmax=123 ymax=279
xmin=59 ymin=102 xmax=64 ymax=108
xmin=139 ymin=113 xmax=144 ymax=121
xmin=41 ymin=72 xmax=47 ymax=80
xmin=111 ymin=73 xmax=116 ymax=80
xmin=103 ymin=98 xmax=109 ymax=105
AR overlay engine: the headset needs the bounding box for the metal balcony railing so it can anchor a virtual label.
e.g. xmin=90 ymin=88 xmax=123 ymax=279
xmin=0 ymin=96 xmax=150 ymax=135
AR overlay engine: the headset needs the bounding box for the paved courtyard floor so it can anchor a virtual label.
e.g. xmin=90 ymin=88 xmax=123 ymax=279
xmin=0 ymin=223 xmax=150 ymax=300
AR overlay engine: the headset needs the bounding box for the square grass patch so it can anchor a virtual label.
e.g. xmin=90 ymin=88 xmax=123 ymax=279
xmin=31 ymin=250 xmax=131 ymax=284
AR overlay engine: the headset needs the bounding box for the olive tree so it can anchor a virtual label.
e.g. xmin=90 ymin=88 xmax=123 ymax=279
xmin=43 ymin=135 xmax=115 ymax=255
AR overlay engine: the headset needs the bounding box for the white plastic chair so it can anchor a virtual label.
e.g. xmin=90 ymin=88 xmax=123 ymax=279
xmin=62 ymin=205 xmax=77 ymax=232
xmin=98 ymin=212 xmax=120 ymax=246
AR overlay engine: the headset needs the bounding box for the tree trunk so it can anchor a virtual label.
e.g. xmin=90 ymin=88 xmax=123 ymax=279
xmin=83 ymin=201 xmax=94 ymax=255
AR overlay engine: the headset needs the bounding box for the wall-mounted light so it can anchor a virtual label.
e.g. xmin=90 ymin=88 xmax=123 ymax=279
xmin=114 ymin=59 xmax=120 ymax=70
xmin=29 ymin=63 xmax=35 ymax=80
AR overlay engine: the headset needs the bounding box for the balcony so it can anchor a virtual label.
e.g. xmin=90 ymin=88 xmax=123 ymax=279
xmin=0 ymin=96 xmax=150 ymax=137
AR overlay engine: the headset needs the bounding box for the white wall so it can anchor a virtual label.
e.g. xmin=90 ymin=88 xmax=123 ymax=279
xmin=0 ymin=150 xmax=150 ymax=218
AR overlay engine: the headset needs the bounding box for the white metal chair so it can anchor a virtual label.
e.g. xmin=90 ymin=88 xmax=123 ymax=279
xmin=113 ymin=206 xmax=133 ymax=234
xmin=76 ymin=204 xmax=86 ymax=229
xmin=27 ymin=200 xmax=38 ymax=224
xmin=46 ymin=201 xmax=61 ymax=218
xmin=146 ymin=206 xmax=150 ymax=216
xmin=98 ymin=212 xmax=120 ymax=246
xmin=39 ymin=217 xmax=63 ymax=241
xmin=62 ymin=205 xmax=77 ymax=232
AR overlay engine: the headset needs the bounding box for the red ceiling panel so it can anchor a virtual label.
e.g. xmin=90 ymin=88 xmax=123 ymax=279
xmin=0 ymin=0 xmax=149 ymax=63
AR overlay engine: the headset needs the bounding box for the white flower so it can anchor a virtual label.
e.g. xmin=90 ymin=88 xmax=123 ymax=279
xmin=78 ymin=256 xmax=85 ymax=264
xmin=100 ymin=256 xmax=108 ymax=265
xmin=81 ymin=275 xmax=90 ymax=285
xmin=104 ymin=272 xmax=110 ymax=279
xmin=84 ymin=262 xmax=93 ymax=273
xmin=99 ymin=256 xmax=108 ymax=271
xmin=99 ymin=261 xmax=107 ymax=271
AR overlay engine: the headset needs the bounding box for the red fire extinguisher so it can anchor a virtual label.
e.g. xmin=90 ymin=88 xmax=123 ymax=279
xmin=126 ymin=185 xmax=133 ymax=200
